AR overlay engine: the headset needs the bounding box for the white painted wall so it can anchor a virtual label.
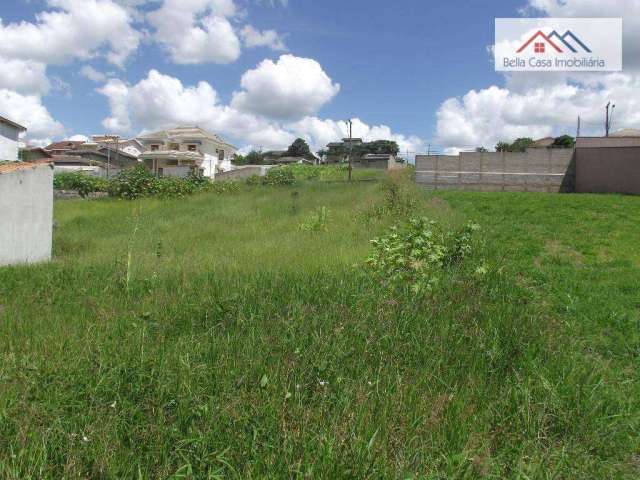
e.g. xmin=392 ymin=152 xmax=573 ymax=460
xmin=0 ymin=122 xmax=20 ymax=161
xmin=122 ymin=145 xmax=141 ymax=158
xmin=0 ymin=164 xmax=54 ymax=266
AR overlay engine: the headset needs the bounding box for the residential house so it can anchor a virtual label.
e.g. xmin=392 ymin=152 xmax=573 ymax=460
xmin=44 ymin=140 xmax=86 ymax=155
xmin=44 ymin=140 xmax=138 ymax=177
xmin=92 ymin=135 xmax=144 ymax=158
xmin=137 ymin=126 xmax=236 ymax=178
xmin=0 ymin=115 xmax=27 ymax=161
xmin=325 ymin=138 xmax=364 ymax=164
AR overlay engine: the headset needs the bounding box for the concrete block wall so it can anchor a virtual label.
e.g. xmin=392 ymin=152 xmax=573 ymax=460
xmin=0 ymin=162 xmax=54 ymax=266
xmin=214 ymin=165 xmax=273 ymax=181
xmin=416 ymin=149 xmax=575 ymax=192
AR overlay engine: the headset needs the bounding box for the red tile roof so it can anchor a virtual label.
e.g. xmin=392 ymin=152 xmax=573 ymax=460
xmin=44 ymin=140 xmax=86 ymax=151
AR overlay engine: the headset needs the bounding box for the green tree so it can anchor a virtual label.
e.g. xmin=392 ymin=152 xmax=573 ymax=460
xmin=246 ymin=150 xmax=265 ymax=165
xmin=287 ymin=138 xmax=312 ymax=157
xmin=365 ymin=140 xmax=400 ymax=155
xmin=495 ymin=138 xmax=534 ymax=153
xmin=476 ymin=147 xmax=488 ymax=153
xmin=495 ymin=141 xmax=511 ymax=152
xmin=509 ymin=137 xmax=534 ymax=152
xmin=232 ymin=153 xmax=248 ymax=165
xmin=552 ymin=135 xmax=575 ymax=148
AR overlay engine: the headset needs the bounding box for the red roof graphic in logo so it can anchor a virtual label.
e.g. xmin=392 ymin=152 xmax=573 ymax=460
xmin=517 ymin=30 xmax=563 ymax=54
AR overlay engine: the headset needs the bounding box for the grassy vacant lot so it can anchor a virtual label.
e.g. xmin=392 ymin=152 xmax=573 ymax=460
xmin=1 ymin=175 xmax=639 ymax=478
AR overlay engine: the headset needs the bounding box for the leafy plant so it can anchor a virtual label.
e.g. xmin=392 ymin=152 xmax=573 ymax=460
xmin=552 ymin=135 xmax=576 ymax=148
xmin=108 ymin=166 xmax=160 ymax=199
xmin=495 ymin=138 xmax=534 ymax=153
xmin=53 ymin=172 xmax=108 ymax=198
xmin=262 ymin=167 xmax=296 ymax=186
xmin=366 ymin=217 xmax=482 ymax=294
xmin=298 ymin=206 xmax=329 ymax=232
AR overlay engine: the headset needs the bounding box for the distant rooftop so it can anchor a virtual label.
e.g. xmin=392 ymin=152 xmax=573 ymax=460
xmin=610 ymin=128 xmax=640 ymax=137
xmin=44 ymin=140 xmax=86 ymax=151
xmin=0 ymin=115 xmax=26 ymax=132
xmin=137 ymin=126 xmax=236 ymax=149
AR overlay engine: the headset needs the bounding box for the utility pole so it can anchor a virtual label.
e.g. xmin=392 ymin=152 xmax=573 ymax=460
xmin=576 ymin=116 xmax=581 ymax=138
xmin=605 ymin=102 xmax=616 ymax=137
xmin=345 ymin=119 xmax=353 ymax=182
xmin=104 ymin=134 xmax=120 ymax=179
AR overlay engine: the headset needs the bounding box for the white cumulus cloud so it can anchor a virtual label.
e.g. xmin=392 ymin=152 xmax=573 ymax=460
xmin=98 ymin=69 xmax=423 ymax=153
xmin=148 ymin=0 xmax=241 ymax=64
xmin=0 ymin=57 xmax=50 ymax=96
xmin=80 ymin=66 xmax=108 ymax=83
xmin=0 ymin=0 xmax=141 ymax=67
xmin=0 ymin=89 xmax=65 ymax=145
xmin=240 ymin=25 xmax=287 ymax=51
xmin=231 ymin=55 xmax=340 ymax=120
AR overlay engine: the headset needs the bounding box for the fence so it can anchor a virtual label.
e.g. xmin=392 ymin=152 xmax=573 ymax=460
xmin=415 ymin=149 xmax=575 ymax=192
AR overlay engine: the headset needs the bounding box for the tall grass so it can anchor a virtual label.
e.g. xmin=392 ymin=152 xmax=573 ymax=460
xmin=1 ymin=177 xmax=639 ymax=478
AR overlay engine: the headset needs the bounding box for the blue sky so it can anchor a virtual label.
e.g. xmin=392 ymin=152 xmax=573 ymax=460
xmin=1 ymin=0 xmax=638 ymax=153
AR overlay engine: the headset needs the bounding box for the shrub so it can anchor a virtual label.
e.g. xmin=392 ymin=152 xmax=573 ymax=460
xmin=262 ymin=168 xmax=296 ymax=186
xmin=207 ymin=181 xmax=241 ymax=194
xmin=53 ymin=172 xmax=108 ymax=198
xmin=245 ymin=175 xmax=263 ymax=186
xmin=366 ymin=217 xmax=482 ymax=294
xmin=108 ymin=166 xmax=160 ymax=199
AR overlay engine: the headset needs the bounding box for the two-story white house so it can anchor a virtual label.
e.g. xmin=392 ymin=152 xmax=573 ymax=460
xmin=0 ymin=115 xmax=27 ymax=161
xmin=137 ymin=126 xmax=236 ymax=178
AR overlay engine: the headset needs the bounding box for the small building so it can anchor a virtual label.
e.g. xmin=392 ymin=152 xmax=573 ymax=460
xmin=324 ymin=138 xmax=402 ymax=169
xmin=356 ymin=153 xmax=402 ymax=170
xmin=137 ymin=126 xmax=236 ymax=178
xmin=0 ymin=115 xmax=27 ymax=161
xmin=0 ymin=161 xmax=54 ymax=266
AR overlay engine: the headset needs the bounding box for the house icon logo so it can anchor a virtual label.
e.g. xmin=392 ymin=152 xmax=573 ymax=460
xmin=517 ymin=30 xmax=592 ymax=54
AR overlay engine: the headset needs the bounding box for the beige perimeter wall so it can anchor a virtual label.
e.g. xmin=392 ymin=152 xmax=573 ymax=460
xmin=0 ymin=163 xmax=53 ymax=266
xmin=415 ymin=149 xmax=575 ymax=192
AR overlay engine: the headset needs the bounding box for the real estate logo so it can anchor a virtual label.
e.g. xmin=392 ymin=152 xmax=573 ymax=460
xmin=495 ymin=18 xmax=622 ymax=72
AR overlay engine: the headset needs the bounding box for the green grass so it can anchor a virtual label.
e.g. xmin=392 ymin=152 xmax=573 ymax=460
xmin=1 ymin=178 xmax=639 ymax=478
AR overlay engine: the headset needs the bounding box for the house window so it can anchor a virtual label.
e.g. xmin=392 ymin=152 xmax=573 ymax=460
xmin=187 ymin=144 xmax=197 ymax=152
xmin=218 ymin=149 xmax=224 ymax=161
xmin=150 ymin=144 xmax=160 ymax=151
xmin=534 ymin=42 xmax=545 ymax=53
xmin=169 ymin=143 xmax=179 ymax=151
